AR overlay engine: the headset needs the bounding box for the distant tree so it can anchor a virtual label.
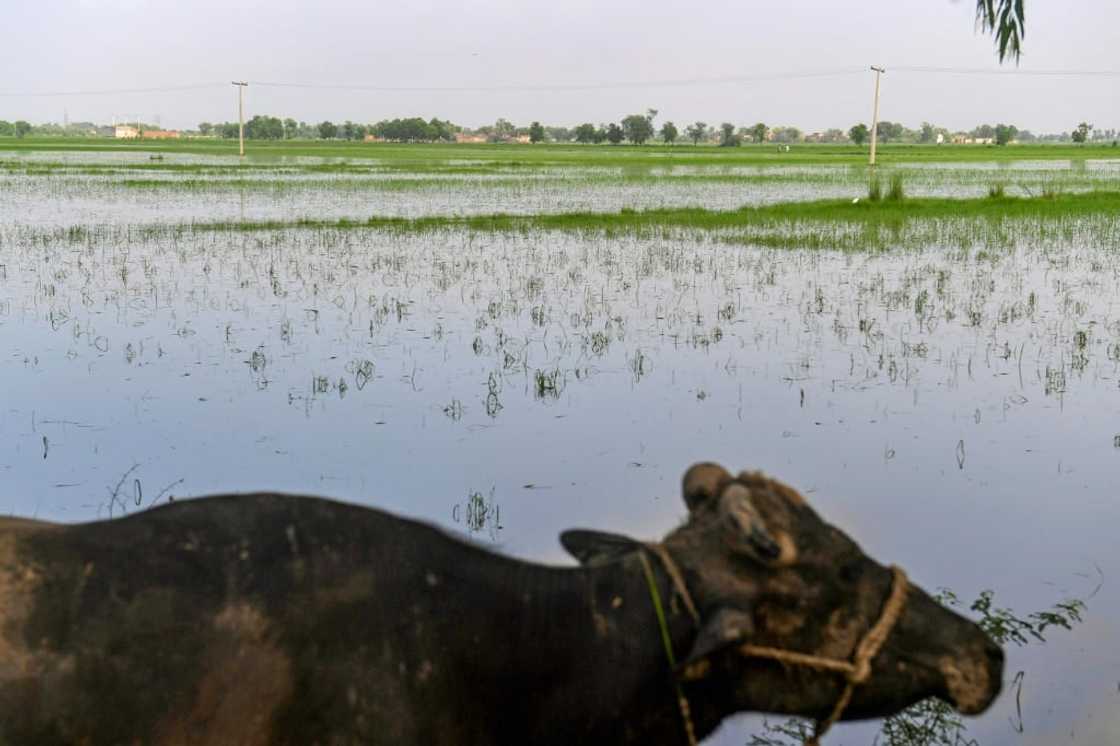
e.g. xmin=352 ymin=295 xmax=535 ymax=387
xmin=492 ymin=118 xmax=516 ymax=141
xmin=971 ymin=123 xmax=995 ymax=140
xmin=750 ymin=122 xmax=768 ymax=144
xmin=1072 ymin=122 xmax=1092 ymax=143
xmin=428 ymin=118 xmax=457 ymax=141
xmin=994 ymin=123 xmax=1018 ymax=145
xmin=246 ymin=115 xmax=284 ymax=140
xmin=528 ymin=121 xmax=545 ymax=143
xmin=14 ymin=120 xmax=31 ymax=138
xmin=919 ymin=122 xmax=936 ymax=143
xmin=546 ymin=126 xmax=571 ymax=142
xmin=605 ymin=123 xmax=624 ymax=144
xmin=822 ymin=128 xmax=846 ymax=143
xmin=621 ymin=113 xmax=655 ymax=145
xmin=573 ymin=123 xmax=598 ymax=144
xmin=771 ymin=126 xmax=802 ymax=143
xmin=848 ymin=123 xmax=869 ymax=146
xmin=372 ymin=118 xmax=438 ymax=142
xmin=876 ymin=121 xmax=904 ymax=143
xmin=317 ymin=121 xmax=338 ymax=139
xmin=0 ymin=121 xmax=15 ymax=136
xmin=340 ymin=121 xmax=367 ymax=140
xmin=660 ymin=121 xmax=678 ymax=144
xmin=685 ymin=121 xmax=707 ymax=145
xmin=719 ymin=122 xmax=740 ymax=147
xmin=197 ymin=122 xmax=213 ymax=136
xmin=283 ymin=118 xmax=298 ymax=139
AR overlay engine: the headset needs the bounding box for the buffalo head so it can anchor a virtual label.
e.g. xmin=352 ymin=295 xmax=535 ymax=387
xmin=563 ymin=463 xmax=1003 ymax=727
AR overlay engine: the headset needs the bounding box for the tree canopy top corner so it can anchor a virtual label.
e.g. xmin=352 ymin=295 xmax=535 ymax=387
xmin=976 ymin=0 xmax=1026 ymax=63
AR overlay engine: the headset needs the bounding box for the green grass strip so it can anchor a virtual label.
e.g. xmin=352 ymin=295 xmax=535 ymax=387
xmin=177 ymin=190 xmax=1120 ymax=236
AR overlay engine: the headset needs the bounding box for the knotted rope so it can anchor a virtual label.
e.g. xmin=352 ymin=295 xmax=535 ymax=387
xmin=737 ymin=565 xmax=910 ymax=745
xmin=641 ymin=544 xmax=909 ymax=746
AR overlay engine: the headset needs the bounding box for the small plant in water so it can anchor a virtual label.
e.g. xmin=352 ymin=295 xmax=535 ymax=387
xmin=533 ymin=368 xmax=563 ymax=400
xmin=868 ymin=173 xmax=883 ymax=202
xmin=452 ymin=488 xmax=502 ymax=540
xmin=887 ymin=172 xmax=906 ymax=202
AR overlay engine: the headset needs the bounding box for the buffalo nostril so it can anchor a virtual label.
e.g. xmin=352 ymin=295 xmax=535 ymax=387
xmin=939 ymin=643 xmax=1004 ymax=715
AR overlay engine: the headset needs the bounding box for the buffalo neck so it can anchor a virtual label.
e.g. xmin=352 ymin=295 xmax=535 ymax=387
xmin=490 ymin=550 xmax=727 ymax=745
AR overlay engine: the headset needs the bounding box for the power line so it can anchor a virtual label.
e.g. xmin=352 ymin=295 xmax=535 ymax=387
xmin=2 ymin=66 xmax=1119 ymax=99
xmin=248 ymin=69 xmax=867 ymax=93
xmin=894 ymin=66 xmax=1120 ymax=77
xmin=0 ymin=82 xmax=227 ymax=98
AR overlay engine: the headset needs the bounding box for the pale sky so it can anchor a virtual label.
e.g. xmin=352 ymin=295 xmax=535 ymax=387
xmin=2 ymin=0 xmax=1117 ymax=133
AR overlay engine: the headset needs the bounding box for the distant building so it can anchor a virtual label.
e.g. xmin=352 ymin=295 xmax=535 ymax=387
xmin=950 ymin=134 xmax=994 ymax=145
xmin=455 ymin=133 xmax=487 ymax=144
xmin=936 ymin=133 xmax=945 ymax=145
xmin=363 ymin=134 xmax=385 ymax=143
xmin=140 ymin=130 xmax=181 ymax=140
xmin=114 ymin=125 xmax=140 ymax=139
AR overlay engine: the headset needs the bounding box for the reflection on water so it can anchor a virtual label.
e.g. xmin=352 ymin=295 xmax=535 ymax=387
xmin=0 ymin=155 xmax=1117 ymax=744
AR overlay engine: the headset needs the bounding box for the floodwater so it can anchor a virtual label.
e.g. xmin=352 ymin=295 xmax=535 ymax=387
xmin=1 ymin=148 xmax=1118 ymax=745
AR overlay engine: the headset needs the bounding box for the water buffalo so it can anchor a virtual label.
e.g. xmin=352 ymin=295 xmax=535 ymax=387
xmin=0 ymin=464 xmax=1002 ymax=745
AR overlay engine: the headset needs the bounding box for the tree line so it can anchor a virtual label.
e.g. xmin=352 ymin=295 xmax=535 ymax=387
xmin=1 ymin=115 xmax=1114 ymax=146
xmin=195 ymin=116 xmax=459 ymax=142
xmin=191 ymin=113 xmax=1116 ymax=147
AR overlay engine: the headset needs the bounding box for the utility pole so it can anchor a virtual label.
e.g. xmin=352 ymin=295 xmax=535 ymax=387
xmin=868 ymin=66 xmax=885 ymax=167
xmin=232 ymin=81 xmax=248 ymax=157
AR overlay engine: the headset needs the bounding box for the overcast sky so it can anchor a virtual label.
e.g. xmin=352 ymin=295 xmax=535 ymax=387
xmin=2 ymin=0 xmax=1117 ymax=133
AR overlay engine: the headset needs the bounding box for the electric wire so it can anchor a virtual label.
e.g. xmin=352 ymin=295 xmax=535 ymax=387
xmin=2 ymin=66 xmax=1119 ymax=98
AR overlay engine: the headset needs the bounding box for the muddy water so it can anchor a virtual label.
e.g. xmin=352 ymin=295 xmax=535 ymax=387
xmin=1 ymin=152 xmax=1118 ymax=745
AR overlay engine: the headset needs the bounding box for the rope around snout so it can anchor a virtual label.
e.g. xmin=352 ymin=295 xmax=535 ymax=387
xmin=737 ymin=565 xmax=910 ymax=746
xmin=641 ymin=544 xmax=909 ymax=746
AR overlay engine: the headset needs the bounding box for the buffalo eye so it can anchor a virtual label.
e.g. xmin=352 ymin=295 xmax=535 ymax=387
xmin=748 ymin=526 xmax=782 ymax=560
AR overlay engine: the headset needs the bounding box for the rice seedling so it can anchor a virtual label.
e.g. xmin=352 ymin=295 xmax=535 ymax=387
xmin=887 ymin=172 xmax=906 ymax=201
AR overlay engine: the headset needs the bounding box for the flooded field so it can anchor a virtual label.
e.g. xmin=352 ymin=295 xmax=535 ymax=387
xmin=3 ymin=148 xmax=1120 ymax=226
xmin=2 ymin=143 xmax=1118 ymax=745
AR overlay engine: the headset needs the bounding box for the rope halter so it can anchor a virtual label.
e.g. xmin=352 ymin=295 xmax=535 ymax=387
xmin=641 ymin=544 xmax=910 ymax=746
xmin=736 ymin=565 xmax=910 ymax=745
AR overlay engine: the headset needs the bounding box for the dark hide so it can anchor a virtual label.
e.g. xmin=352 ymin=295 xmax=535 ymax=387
xmin=0 ymin=466 xmax=1003 ymax=745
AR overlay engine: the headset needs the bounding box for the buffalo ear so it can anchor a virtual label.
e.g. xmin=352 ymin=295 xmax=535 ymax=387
xmin=683 ymin=608 xmax=755 ymax=667
xmin=560 ymin=530 xmax=641 ymax=566
xmin=720 ymin=484 xmax=783 ymax=562
xmin=682 ymin=462 xmax=732 ymax=512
